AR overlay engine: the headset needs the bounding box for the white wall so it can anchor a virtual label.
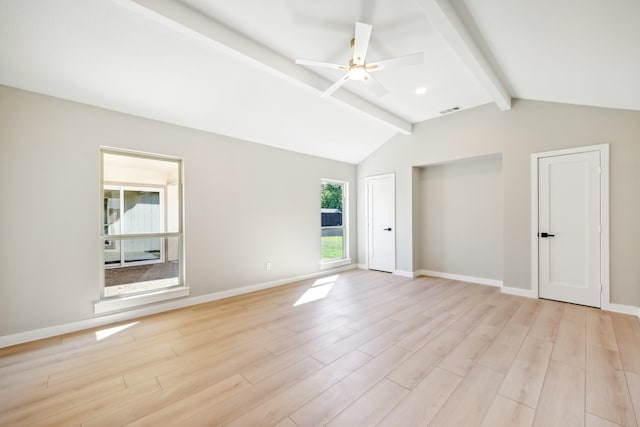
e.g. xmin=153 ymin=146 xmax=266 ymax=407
xmin=0 ymin=85 xmax=357 ymax=337
xmin=358 ymin=99 xmax=640 ymax=307
xmin=417 ymin=154 xmax=503 ymax=281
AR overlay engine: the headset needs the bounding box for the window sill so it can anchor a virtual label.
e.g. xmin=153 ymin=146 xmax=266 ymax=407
xmin=320 ymin=258 xmax=351 ymax=270
xmin=94 ymin=286 xmax=190 ymax=314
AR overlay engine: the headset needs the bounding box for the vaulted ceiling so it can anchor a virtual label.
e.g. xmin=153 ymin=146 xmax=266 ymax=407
xmin=1 ymin=0 xmax=638 ymax=163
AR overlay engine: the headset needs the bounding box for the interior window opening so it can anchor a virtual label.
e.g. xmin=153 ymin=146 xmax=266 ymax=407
xmin=101 ymin=150 xmax=183 ymax=298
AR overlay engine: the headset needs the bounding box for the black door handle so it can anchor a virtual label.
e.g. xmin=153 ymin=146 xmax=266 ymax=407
xmin=384 ymin=227 xmax=392 ymax=231
xmin=539 ymin=232 xmax=555 ymax=238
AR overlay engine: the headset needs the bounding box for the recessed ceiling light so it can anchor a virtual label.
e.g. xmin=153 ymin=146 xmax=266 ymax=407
xmin=415 ymin=86 xmax=428 ymax=95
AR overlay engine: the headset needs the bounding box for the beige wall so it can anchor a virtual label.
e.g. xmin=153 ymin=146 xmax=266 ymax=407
xmin=0 ymin=85 xmax=357 ymax=336
xmin=358 ymin=99 xmax=640 ymax=307
xmin=417 ymin=154 xmax=503 ymax=280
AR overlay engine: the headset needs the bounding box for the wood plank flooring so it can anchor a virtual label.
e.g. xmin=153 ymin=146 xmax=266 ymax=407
xmin=1 ymin=269 xmax=639 ymax=426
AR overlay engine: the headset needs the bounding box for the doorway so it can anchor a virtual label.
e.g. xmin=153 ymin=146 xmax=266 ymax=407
xmin=366 ymin=173 xmax=395 ymax=272
xmin=531 ymin=144 xmax=609 ymax=307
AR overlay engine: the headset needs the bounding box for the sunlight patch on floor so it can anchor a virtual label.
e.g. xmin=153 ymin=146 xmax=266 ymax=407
xmin=293 ymin=275 xmax=339 ymax=306
xmin=95 ymin=321 xmax=139 ymax=341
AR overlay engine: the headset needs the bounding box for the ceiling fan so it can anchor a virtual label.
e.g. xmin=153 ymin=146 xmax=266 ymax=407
xmin=295 ymin=22 xmax=425 ymax=98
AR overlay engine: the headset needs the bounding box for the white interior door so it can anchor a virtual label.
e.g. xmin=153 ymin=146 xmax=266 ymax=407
xmin=367 ymin=174 xmax=395 ymax=272
xmin=538 ymin=150 xmax=601 ymax=307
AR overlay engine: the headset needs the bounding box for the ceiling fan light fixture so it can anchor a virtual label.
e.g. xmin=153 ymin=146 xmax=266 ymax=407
xmin=348 ymin=66 xmax=368 ymax=81
xmin=295 ymin=22 xmax=424 ymax=98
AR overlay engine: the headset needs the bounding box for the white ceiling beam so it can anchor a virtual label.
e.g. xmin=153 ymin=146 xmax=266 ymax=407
xmin=414 ymin=0 xmax=511 ymax=111
xmin=115 ymin=0 xmax=412 ymax=134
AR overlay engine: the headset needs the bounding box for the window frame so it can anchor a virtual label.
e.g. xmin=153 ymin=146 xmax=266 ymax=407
xmin=320 ymin=178 xmax=350 ymax=269
xmin=95 ymin=148 xmax=187 ymax=314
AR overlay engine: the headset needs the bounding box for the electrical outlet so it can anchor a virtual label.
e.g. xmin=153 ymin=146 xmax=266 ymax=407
xmin=265 ymin=261 xmax=271 ymax=271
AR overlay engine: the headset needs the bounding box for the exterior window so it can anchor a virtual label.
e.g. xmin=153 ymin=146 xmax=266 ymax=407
xmin=321 ymin=180 xmax=347 ymax=262
xmin=101 ymin=150 xmax=183 ymax=298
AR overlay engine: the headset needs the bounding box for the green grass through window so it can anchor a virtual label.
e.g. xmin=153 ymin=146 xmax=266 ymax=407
xmin=321 ymin=236 xmax=344 ymax=261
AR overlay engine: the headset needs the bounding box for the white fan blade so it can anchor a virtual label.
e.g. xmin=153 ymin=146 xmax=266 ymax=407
xmin=321 ymin=74 xmax=350 ymax=97
xmin=362 ymin=72 xmax=388 ymax=97
xmin=366 ymin=52 xmax=424 ymax=72
xmin=353 ymin=22 xmax=372 ymax=65
xmin=295 ymin=59 xmax=349 ymax=71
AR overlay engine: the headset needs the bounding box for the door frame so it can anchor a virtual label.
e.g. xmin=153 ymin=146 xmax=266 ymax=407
xmin=365 ymin=173 xmax=396 ymax=272
xmin=530 ymin=143 xmax=609 ymax=306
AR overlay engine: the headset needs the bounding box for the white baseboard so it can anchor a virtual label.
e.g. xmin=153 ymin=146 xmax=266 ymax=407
xmin=393 ymin=270 xmax=416 ymax=278
xmin=416 ymin=270 xmax=502 ymax=287
xmin=501 ymin=286 xmax=537 ymax=298
xmin=602 ymin=302 xmax=640 ymax=317
xmin=357 ymin=264 xmax=368 ymax=270
xmin=500 ymin=288 xmax=639 ymax=317
xmin=0 ymin=264 xmax=358 ymax=349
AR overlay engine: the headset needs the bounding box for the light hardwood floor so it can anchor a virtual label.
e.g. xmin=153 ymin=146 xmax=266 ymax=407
xmin=1 ymin=270 xmax=639 ymax=426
